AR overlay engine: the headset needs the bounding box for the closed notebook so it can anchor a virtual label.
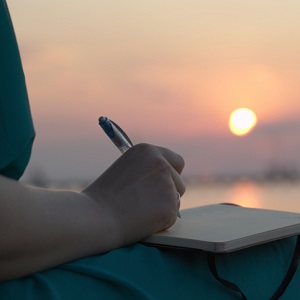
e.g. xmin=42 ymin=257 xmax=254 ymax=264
xmin=142 ymin=204 xmax=300 ymax=253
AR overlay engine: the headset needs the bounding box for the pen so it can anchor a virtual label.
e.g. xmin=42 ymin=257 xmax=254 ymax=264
xmin=98 ymin=116 xmax=133 ymax=153
xmin=98 ymin=116 xmax=181 ymax=218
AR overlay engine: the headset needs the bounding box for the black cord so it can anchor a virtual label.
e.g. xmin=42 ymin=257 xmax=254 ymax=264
xmin=207 ymin=236 xmax=300 ymax=300
xmin=270 ymin=236 xmax=300 ymax=300
xmin=207 ymin=252 xmax=248 ymax=300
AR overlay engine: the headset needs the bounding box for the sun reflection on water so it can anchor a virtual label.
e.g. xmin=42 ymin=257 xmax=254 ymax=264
xmin=183 ymin=180 xmax=300 ymax=213
xmin=229 ymin=180 xmax=261 ymax=208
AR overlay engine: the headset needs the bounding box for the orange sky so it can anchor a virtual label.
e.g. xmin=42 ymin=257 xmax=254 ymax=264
xmin=7 ymin=1 xmax=300 ymax=182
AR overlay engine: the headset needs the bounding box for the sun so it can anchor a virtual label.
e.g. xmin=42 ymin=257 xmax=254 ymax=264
xmin=229 ymin=108 xmax=257 ymax=136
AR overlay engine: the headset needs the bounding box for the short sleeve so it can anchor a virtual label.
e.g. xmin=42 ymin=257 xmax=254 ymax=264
xmin=0 ymin=0 xmax=35 ymax=179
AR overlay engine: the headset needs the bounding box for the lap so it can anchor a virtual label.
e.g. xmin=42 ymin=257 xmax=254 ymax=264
xmin=0 ymin=237 xmax=299 ymax=299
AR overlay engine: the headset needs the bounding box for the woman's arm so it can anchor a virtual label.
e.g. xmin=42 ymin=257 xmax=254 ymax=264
xmin=0 ymin=174 xmax=119 ymax=282
xmin=0 ymin=144 xmax=185 ymax=281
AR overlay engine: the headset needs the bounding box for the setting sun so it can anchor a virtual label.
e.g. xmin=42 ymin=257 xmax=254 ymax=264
xmin=229 ymin=108 xmax=257 ymax=136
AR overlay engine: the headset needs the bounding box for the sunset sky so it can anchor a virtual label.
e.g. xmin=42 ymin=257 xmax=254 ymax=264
xmin=8 ymin=1 xmax=300 ymax=182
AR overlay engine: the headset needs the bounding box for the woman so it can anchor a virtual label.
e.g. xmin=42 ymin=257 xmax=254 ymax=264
xmin=0 ymin=1 xmax=299 ymax=299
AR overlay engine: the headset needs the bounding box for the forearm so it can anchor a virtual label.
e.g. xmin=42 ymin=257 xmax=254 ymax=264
xmin=0 ymin=144 xmax=186 ymax=282
xmin=0 ymin=175 xmax=120 ymax=282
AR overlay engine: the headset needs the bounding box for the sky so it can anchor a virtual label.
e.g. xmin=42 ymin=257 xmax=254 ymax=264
xmin=7 ymin=1 xmax=300 ymax=183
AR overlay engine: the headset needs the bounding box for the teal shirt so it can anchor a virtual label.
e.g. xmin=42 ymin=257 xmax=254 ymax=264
xmin=1 ymin=1 xmax=300 ymax=299
xmin=0 ymin=0 xmax=35 ymax=179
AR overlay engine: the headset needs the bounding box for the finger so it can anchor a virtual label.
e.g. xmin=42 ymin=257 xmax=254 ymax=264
xmin=158 ymin=146 xmax=185 ymax=174
xmin=170 ymin=166 xmax=186 ymax=196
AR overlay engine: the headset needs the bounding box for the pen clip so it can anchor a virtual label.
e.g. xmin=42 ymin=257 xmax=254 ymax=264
xmin=110 ymin=120 xmax=134 ymax=147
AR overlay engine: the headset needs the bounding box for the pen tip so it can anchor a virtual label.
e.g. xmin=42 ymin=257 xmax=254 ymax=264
xmin=99 ymin=116 xmax=107 ymax=124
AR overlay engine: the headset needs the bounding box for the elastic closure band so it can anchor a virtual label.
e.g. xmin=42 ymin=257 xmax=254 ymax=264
xmin=207 ymin=236 xmax=300 ymax=300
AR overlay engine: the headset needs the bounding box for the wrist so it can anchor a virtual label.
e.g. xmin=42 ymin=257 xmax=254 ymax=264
xmin=79 ymin=190 xmax=124 ymax=252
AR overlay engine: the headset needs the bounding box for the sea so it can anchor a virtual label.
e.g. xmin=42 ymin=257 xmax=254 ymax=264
xmin=182 ymin=179 xmax=300 ymax=213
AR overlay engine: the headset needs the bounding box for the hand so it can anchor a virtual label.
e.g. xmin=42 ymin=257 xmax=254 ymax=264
xmin=82 ymin=143 xmax=185 ymax=247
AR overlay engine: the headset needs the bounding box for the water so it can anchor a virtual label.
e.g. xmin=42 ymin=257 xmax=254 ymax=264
xmin=182 ymin=180 xmax=300 ymax=213
xmin=47 ymin=178 xmax=300 ymax=213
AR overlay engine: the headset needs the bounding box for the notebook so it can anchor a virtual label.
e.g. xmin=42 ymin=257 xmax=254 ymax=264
xmin=142 ymin=204 xmax=300 ymax=253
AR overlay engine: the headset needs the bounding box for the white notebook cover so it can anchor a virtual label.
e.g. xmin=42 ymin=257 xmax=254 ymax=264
xmin=142 ymin=204 xmax=300 ymax=253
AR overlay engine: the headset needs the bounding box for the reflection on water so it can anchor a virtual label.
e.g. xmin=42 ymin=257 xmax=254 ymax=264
xmin=229 ymin=181 xmax=261 ymax=208
xmin=182 ymin=180 xmax=300 ymax=213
